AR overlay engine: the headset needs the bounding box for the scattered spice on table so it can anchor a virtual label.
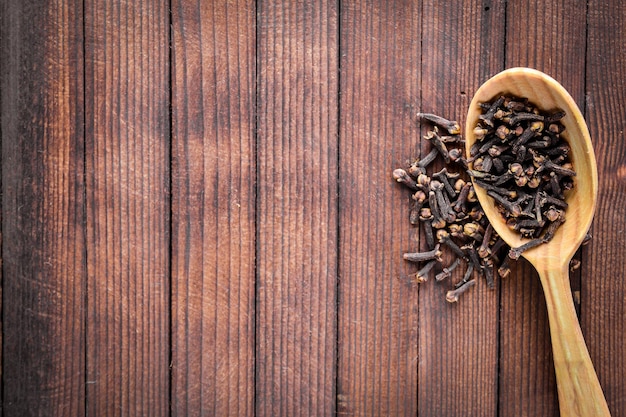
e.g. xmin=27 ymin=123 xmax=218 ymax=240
xmin=393 ymin=113 xmax=510 ymax=302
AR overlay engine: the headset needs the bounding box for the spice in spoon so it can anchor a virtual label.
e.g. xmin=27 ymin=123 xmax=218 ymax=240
xmin=469 ymin=95 xmax=575 ymax=259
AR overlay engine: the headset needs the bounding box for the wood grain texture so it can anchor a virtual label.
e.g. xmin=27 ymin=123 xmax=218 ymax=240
xmin=584 ymin=1 xmax=626 ymax=415
xmin=1 ymin=0 xmax=86 ymax=415
xmin=418 ymin=2 xmax=504 ymax=416
xmin=170 ymin=1 xmax=256 ymax=415
xmin=500 ymin=1 xmax=587 ymax=415
xmin=84 ymin=0 xmax=169 ymax=415
xmin=256 ymin=1 xmax=338 ymax=415
xmin=337 ymin=2 xmax=420 ymax=415
xmin=1 ymin=1 xmax=625 ymax=415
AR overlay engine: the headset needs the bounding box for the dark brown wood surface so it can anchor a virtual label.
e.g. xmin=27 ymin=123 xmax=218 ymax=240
xmin=2 ymin=0 xmax=86 ymax=415
xmin=83 ymin=0 xmax=170 ymax=415
xmin=338 ymin=2 xmax=420 ymax=415
xmin=256 ymin=1 xmax=339 ymax=416
xmin=584 ymin=3 xmax=626 ymax=417
xmin=170 ymin=1 xmax=256 ymax=415
xmin=1 ymin=1 xmax=625 ymax=416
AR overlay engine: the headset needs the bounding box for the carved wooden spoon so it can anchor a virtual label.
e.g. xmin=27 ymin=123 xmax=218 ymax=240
xmin=465 ymin=67 xmax=609 ymax=416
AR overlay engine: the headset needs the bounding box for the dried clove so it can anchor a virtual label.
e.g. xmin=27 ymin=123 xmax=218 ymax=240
xmin=509 ymin=238 xmax=544 ymax=260
xmin=437 ymin=229 xmax=467 ymax=259
xmin=436 ymin=258 xmax=462 ymax=282
xmin=404 ymin=244 xmax=443 ymax=263
xmin=424 ymin=128 xmax=450 ymax=164
xmin=415 ymin=259 xmax=439 ymax=283
xmin=433 ymin=168 xmax=459 ymax=198
xmin=446 ymin=279 xmax=476 ymax=303
xmin=393 ymin=168 xmax=419 ymax=190
xmin=417 ymin=148 xmax=439 ymax=169
xmin=417 ymin=113 xmax=461 ymax=135
xmin=497 ymin=257 xmax=511 ymax=278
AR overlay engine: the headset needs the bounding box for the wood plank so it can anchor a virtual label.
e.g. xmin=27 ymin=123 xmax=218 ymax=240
xmin=584 ymin=2 xmax=626 ymax=415
xmin=500 ymin=1 xmax=587 ymax=415
xmin=418 ymin=2 xmax=504 ymax=416
xmin=1 ymin=0 xmax=86 ymax=414
xmin=84 ymin=0 xmax=169 ymax=415
xmin=170 ymin=1 xmax=256 ymax=415
xmin=255 ymin=1 xmax=338 ymax=415
xmin=337 ymin=2 xmax=420 ymax=415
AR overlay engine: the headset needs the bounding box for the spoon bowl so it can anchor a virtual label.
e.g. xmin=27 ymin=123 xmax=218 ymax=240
xmin=466 ymin=67 xmax=597 ymax=262
xmin=466 ymin=68 xmax=609 ymax=416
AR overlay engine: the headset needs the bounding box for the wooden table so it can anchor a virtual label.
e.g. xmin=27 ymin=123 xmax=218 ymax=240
xmin=2 ymin=0 xmax=624 ymax=416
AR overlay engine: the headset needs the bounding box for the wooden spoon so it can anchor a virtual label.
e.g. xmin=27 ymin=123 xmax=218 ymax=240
xmin=465 ymin=68 xmax=609 ymax=416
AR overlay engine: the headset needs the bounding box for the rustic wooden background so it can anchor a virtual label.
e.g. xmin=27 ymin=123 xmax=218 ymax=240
xmin=1 ymin=0 xmax=625 ymax=416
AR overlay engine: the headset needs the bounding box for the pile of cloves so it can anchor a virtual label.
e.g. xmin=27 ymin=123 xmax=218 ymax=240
xmin=394 ymin=98 xmax=588 ymax=302
xmin=469 ymin=95 xmax=575 ymax=259
xmin=393 ymin=113 xmax=512 ymax=302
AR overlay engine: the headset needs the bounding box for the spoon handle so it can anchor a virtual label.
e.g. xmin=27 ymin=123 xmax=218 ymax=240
xmin=538 ymin=264 xmax=611 ymax=417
